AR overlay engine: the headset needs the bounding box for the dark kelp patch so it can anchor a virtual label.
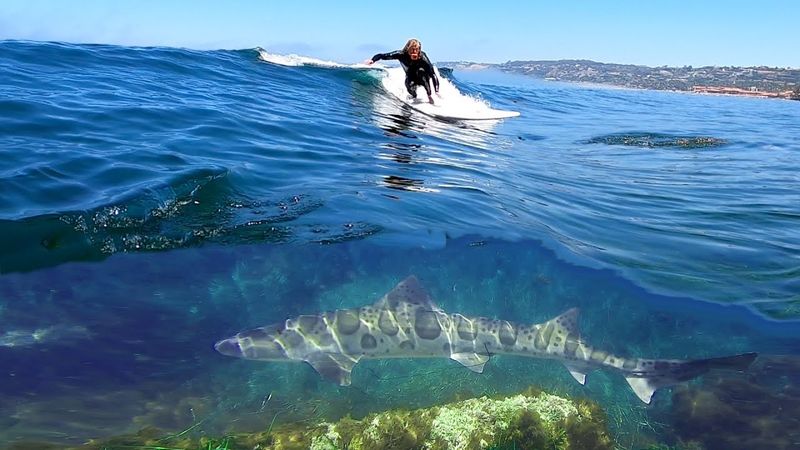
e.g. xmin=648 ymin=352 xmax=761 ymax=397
xmin=585 ymin=133 xmax=727 ymax=149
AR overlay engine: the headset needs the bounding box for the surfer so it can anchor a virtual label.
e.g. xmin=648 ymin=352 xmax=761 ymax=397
xmin=366 ymin=39 xmax=440 ymax=104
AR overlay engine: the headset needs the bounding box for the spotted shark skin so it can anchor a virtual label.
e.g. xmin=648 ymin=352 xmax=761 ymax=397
xmin=215 ymin=276 xmax=756 ymax=403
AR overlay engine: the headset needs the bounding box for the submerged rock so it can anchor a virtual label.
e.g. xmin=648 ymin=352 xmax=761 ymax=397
xmin=669 ymin=361 xmax=800 ymax=450
xmin=68 ymin=388 xmax=614 ymax=450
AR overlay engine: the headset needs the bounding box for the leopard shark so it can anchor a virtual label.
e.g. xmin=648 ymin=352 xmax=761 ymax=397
xmin=215 ymin=276 xmax=756 ymax=403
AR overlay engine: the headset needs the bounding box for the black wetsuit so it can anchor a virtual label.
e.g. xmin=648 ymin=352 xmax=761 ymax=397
xmin=371 ymin=50 xmax=440 ymax=99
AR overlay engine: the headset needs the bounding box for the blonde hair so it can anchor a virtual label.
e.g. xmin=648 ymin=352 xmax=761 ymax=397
xmin=403 ymin=39 xmax=421 ymax=53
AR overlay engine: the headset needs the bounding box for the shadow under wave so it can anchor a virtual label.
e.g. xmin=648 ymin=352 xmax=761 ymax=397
xmin=0 ymin=169 xmax=381 ymax=274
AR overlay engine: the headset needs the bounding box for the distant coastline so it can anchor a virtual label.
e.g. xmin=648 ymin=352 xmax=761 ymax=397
xmin=442 ymin=60 xmax=800 ymax=100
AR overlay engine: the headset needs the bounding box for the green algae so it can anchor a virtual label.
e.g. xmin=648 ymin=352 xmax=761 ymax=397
xmin=67 ymin=388 xmax=614 ymax=450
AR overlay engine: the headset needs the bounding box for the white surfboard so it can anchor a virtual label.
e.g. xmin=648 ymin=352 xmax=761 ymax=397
xmin=388 ymin=90 xmax=520 ymax=121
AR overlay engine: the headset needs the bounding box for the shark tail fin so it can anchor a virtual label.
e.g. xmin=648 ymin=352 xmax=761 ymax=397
xmin=625 ymin=352 xmax=758 ymax=404
xmin=700 ymin=352 xmax=758 ymax=370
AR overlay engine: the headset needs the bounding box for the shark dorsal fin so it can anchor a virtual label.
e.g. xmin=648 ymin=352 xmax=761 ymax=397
xmin=304 ymin=352 xmax=360 ymax=386
xmin=374 ymin=276 xmax=440 ymax=311
xmin=546 ymin=308 xmax=581 ymax=336
xmin=450 ymin=352 xmax=491 ymax=373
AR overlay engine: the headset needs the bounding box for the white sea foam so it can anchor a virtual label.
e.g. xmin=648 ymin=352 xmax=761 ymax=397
xmin=257 ymin=49 xmax=374 ymax=69
xmin=256 ymin=49 xmax=517 ymax=120
xmin=379 ymin=66 xmax=516 ymax=120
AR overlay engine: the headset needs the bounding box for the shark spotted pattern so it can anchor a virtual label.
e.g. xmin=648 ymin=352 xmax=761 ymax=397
xmin=215 ymin=276 xmax=756 ymax=403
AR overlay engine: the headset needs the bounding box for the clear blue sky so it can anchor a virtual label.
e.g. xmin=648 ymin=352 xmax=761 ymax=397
xmin=1 ymin=0 xmax=797 ymax=68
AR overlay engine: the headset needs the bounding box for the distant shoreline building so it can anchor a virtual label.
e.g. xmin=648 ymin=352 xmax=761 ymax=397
xmin=461 ymin=59 xmax=800 ymax=101
xmin=691 ymin=86 xmax=796 ymax=99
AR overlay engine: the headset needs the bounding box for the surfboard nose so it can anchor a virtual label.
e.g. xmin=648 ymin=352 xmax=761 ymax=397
xmin=214 ymin=337 xmax=243 ymax=358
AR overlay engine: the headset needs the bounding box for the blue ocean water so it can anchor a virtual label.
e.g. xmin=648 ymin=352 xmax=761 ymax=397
xmin=1 ymin=40 xmax=799 ymax=449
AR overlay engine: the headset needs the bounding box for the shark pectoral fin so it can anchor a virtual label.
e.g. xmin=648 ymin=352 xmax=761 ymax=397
xmin=625 ymin=376 xmax=658 ymax=404
xmin=304 ymin=352 xmax=360 ymax=386
xmin=564 ymin=363 xmax=587 ymax=385
xmin=450 ymin=352 xmax=490 ymax=373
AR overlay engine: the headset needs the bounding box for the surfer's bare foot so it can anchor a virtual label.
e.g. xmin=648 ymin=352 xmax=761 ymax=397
xmin=428 ymin=95 xmax=434 ymax=104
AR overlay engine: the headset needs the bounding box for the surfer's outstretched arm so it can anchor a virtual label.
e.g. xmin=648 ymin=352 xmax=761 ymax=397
xmin=366 ymin=50 xmax=404 ymax=65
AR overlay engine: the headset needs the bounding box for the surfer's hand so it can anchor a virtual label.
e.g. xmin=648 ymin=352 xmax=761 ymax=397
xmin=364 ymin=59 xmax=374 ymax=65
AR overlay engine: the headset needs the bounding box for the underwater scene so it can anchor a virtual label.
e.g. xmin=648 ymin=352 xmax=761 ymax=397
xmin=1 ymin=41 xmax=800 ymax=449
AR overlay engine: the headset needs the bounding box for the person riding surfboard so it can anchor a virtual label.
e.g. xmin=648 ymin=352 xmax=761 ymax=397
xmin=366 ymin=39 xmax=440 ymax=104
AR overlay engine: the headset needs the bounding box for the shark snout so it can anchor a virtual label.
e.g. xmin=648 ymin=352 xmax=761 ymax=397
xmin=214 ymin=337 xmax=243 ymax=358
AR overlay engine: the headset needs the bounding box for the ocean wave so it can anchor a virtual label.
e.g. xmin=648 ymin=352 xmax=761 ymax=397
xmin=1 ymin=41 xmax=799 ymax=318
